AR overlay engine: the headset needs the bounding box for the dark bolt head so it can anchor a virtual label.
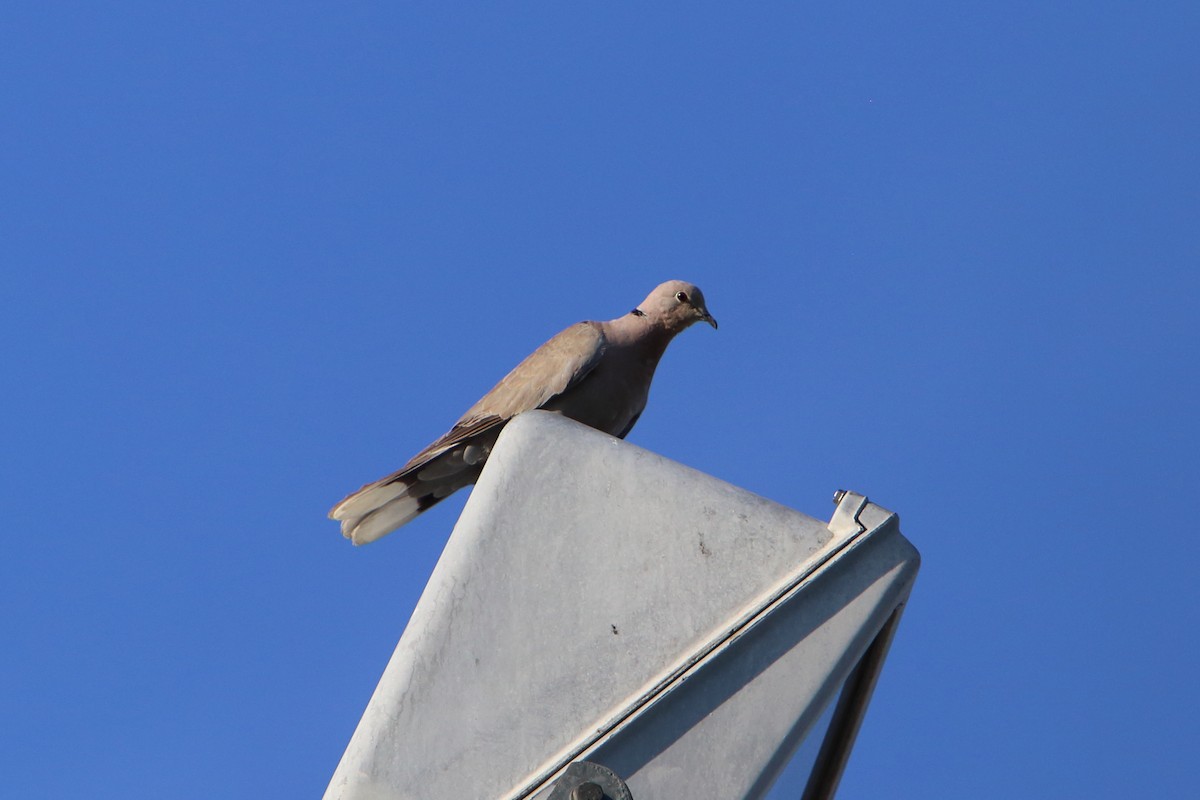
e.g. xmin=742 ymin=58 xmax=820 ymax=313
xmin=571 ymin=782 xmax=604 ymax=800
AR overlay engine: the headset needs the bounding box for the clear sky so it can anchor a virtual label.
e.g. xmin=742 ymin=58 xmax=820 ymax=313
xmin=3 ymin=3 xmax=1197 ymax=798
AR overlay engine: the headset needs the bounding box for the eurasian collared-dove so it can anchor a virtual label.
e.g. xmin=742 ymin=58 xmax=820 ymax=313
xmin=330 ymin=280 xmax=717 ymax=545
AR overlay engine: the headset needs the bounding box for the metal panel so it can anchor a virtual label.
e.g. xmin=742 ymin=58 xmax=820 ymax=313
xmin=325 ymin=412 xmax=918 ymax=800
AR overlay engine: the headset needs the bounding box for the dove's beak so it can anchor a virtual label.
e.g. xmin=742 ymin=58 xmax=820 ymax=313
xmin=702 ymin=311 xmax=718 ymax=330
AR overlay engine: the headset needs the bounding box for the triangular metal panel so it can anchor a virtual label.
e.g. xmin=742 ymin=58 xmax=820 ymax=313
xmin=325 ymin=412 xmax=918 ymax=800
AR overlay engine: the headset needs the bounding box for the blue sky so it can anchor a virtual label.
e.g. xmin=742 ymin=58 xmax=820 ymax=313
xmin=3 ymin=3 xmax=1197 ymax=797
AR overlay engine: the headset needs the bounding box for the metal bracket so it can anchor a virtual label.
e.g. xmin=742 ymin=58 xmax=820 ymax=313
xmin=546 ymin=761 xmax=633 ymax=800
xmin=828 ymin=489 xmax=869 ymax=537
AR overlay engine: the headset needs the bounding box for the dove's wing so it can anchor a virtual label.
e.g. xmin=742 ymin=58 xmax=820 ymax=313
xmin=329 ymin=322 xmax=607 ymax=544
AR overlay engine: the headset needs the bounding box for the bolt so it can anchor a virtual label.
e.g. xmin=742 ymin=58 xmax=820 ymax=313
xmin=571 ymin=782 xmax=604 ymax=800
xmin=832 ymin=489 xmax=847 ymax=504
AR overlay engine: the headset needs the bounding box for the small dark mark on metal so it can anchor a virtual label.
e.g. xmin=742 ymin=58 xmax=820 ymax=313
xmin=611 ymin=624 xmax=619 ymax=635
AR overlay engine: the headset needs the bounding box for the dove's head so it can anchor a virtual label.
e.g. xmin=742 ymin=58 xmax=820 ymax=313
xmin=638 ymin=280 xmax=718 ymax=333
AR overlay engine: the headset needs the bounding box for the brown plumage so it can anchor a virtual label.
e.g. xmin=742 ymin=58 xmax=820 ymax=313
xmin=330 ymin=280 xmax=717 ymax=544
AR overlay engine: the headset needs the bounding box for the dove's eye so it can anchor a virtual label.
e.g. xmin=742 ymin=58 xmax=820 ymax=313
xmin=675 ymin=291 xmax=689 ymax=304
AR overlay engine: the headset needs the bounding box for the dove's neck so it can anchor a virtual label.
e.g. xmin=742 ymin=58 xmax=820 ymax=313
xmin=608 ymin=312 xmax=678 ymax=367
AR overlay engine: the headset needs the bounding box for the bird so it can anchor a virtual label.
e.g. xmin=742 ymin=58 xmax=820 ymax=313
xmin=330 ymin=280 xmax=717 ymax=545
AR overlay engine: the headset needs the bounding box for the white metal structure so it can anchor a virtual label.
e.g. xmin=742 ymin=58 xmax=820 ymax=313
xmin=325 ymin=412 xmax=919 ymax=800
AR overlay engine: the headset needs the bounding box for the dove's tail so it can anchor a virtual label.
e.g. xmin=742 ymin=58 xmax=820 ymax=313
xmin=329 ymin=442 xmax=490 ymax=545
